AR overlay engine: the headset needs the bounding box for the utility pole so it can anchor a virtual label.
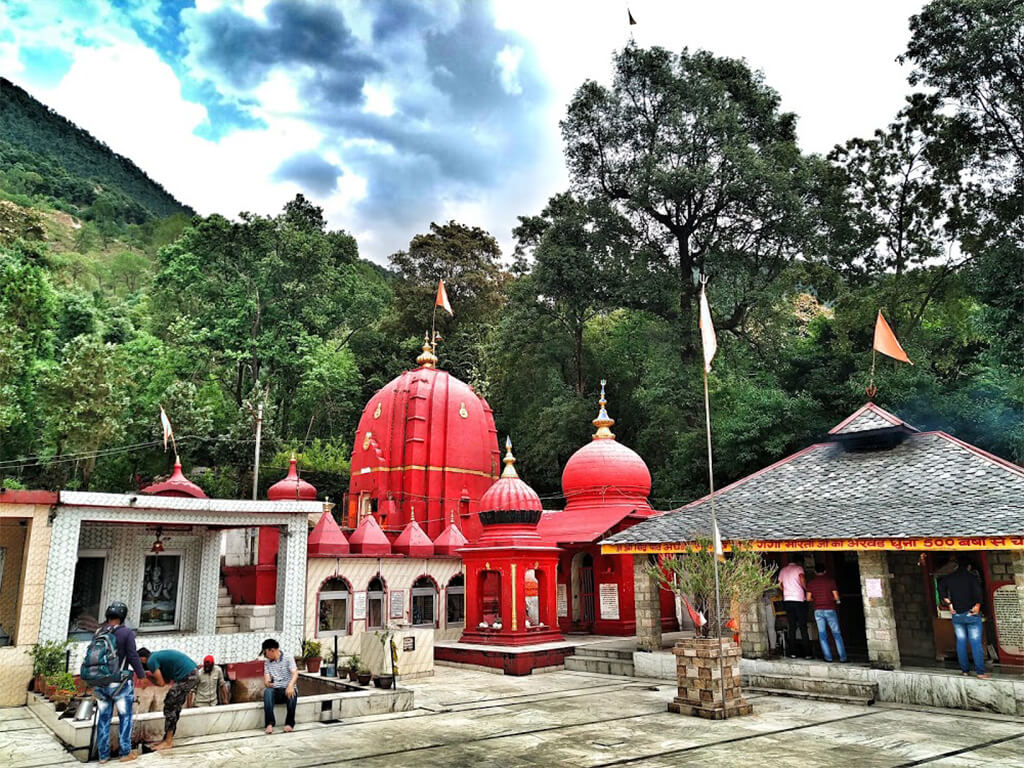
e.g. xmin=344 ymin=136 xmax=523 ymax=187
xmin=249 ymin=403 xmax=264 ymax=566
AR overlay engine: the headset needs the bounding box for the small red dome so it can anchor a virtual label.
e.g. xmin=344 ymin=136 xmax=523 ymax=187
xmin=433 ymin=511 xmax=468 ymax=556
xmin=142 ymin=457 xmax=207 ymax=499
xmin=268 ymin=456 xmax=317 ymax=501
xmin=308 ymin=511 xmax=350 ymax=557
xmin=349 ymin=514 xmax=392 ymax=555
xmin=479 ymin=438 xmax=543 ymax=513
xmin=393 ymin=515 xmax=435 ymax=557
xmin=561 ymin=382 xmax=651 ymax=502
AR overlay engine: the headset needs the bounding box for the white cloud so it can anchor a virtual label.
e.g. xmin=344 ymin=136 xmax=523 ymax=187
xmin=496 ymin=44 xmax=524 ymax=95
xmin=362 ymin=82 xmax=396 ymax=117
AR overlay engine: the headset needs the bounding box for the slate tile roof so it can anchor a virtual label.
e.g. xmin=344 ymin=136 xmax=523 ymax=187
xmin=828 ymin=402 xmax=917 ymax=435
xmin=603 ymin=407 xmax=1024 ymax=544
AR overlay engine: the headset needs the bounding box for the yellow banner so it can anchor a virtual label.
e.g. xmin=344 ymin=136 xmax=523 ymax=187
xmin=601 ymin=536 xmax=1024 ymax=555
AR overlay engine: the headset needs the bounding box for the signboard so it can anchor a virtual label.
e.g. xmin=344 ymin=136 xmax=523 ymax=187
xmin=403 ymin=636 xmax=415 ymax=652
xmin=352 ymin=591 xmax=367 ymax=621
xmin=390 ymin=590 xmax=406 ymax=619
xmin=599 ymin=583 xmax=620 ymax=620
xmin=991 ymin=581 xmax=1024 ymax=663
xmin=601 ymin=536 xmax=1024 ymax=555
xmin=865 ymin=578 xmax=883 ymax=599
xmin=556 ymin=584 xmax=568 ymax=618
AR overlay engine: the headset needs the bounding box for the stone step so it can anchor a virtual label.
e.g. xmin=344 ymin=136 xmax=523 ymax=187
xmin=572 ymin=647 xmax=635 ymax=662
xmin=216 ymin=625 xmax=239 ymax=635
xmin=564 ymin=655 xmax=634 ymax=677
xmin=218 ymin=586 xmax=229 ymax=596
xmin=746 ymin=687 xmax=874 ymax=707
xmin=744 ymin=673 xmax=877 ymax=702
xmin=218 ymin=596 xmax=233 ymax=608
xmin=217 ymin=604 xmax=237 ymax=618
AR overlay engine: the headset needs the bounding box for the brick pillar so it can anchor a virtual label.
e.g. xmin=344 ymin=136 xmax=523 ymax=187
xmin=859 ymin=550 xmax=900 ymax=669
xmin=633 ymin=555 xmax=662 ymax=652
xmin=739 ymin=598 xmax=769 ymax=658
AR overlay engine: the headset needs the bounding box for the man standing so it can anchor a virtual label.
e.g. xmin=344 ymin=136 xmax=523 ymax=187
xmin=778 ymin=555 xmax=811 ymax=659
xmin=806 ymin=563 xmax=848 ymax=663
xmin=193 ymin=655 xmax=229 ymax=708
xmin=83 ymin=602 xmax=145 ymax=764
xmin=136 ymin=648 xmax=199 ymax=751
xmin=940 ymin=556 xmax=989 ymax=678
xmin=261 ymin=638 xmax=299 ymax=734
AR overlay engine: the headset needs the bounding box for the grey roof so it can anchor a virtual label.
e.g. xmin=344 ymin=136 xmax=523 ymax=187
xmin=829 ymin=403 xmax=916 ymax=435
xmin=604 ymin=427 xmax=1024 ymax=544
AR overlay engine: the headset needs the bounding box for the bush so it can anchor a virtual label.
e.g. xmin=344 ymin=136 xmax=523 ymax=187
xmin=30 ymin=640 xmax=69 ymax=678
xmin=48 ymin=671 xmax=77 ymax=694
xmin=301 ymin=639 xmax=322 ymax=659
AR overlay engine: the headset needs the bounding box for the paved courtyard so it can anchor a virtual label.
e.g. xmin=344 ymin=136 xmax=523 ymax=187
xmin=3 ymin=667 xmax=1024 ymax=767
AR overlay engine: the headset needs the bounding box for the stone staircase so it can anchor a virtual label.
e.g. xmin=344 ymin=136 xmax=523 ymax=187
xmin=743 ymin=672 xmax=877 ymax=706
xmin=216 ymin=586 xmax=239 ymax=634
xmin=564 ymin=647 xmax=634 ymax=677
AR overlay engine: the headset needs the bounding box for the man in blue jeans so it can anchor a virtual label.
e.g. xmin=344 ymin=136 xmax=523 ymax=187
xmin=261 ymin=638 xmax=298 ymax=734
xmin=806 ymin=563 xmax=847 ymax=663
xmin=91 ymin=602 xmax=146 ymax=763
xmin=940 ymin=556 xmax=989 ymax=678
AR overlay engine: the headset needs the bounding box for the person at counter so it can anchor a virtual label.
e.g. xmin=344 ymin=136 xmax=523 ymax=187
xmin=939 ymin=556 xmax=990 ymax=679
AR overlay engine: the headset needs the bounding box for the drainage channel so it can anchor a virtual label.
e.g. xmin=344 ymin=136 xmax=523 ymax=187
xmin=892 ymin=732 xmax=1024 ymax=767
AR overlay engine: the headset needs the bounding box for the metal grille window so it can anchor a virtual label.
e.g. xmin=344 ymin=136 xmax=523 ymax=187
xmin=446 ymin=574 xmax=465 ymax=626
xmin=318 ymin=578 xmax=350 ymax=637
xmin=367 ymin=576 xmax=385 ymax=629
xmin=411 ymin=576 xmax=436 ymax=627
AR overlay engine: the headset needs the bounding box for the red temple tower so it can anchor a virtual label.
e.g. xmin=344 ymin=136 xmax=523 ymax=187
xmin=347 ymin=336 xmax=501 ymax=541
xmin=459 ymin=437 xmax=563 ymax=648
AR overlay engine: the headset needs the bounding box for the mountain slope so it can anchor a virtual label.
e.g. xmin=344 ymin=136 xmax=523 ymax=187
xmin=0 ymin=77 xmax=193 ymax=222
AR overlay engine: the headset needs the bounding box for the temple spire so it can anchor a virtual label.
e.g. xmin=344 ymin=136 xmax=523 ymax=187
xmin=501 ymin=436 xmax=519 ymax=478
xmin=416 ymin=331 xmax=438 ymax=368
xmin=592 ymin=379 xmax=616 ymax=439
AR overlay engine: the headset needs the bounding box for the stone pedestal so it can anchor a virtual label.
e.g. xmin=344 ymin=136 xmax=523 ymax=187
xmin=667 ymin=637 xmax=752 ymax=719
xmin=859 ymin=550 xmax=901 ymax=669
xmin=633 ymin=555 xmax=662 ymax=652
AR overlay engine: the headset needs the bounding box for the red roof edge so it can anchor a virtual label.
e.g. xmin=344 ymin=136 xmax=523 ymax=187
xmin=0 ymin=489 xmax=58 ymax=505
xmin=828 ymin=402 xmax=917 ymax=435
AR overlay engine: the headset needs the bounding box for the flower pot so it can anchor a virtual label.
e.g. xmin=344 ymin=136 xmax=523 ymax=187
xmin=294 ymin=656 xmax=306 ymax=671
xmin=45 ymin=685 xmax=57 ymax=699
xmin=305 ymin=657 xmax=322 ymax=674
xmin=356 ymin=672 xmax=372 ymax=686
xmin=321 ymin=664 xmax=335 ymax=677
xmin=376 ymin=675 xmax=394 ymax=690
xmin=347 ymin=668 xmax=358 ymax=682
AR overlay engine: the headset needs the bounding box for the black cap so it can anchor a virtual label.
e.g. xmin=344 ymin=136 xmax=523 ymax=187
xmin=105 ymin=602 xmax=128 ymax=622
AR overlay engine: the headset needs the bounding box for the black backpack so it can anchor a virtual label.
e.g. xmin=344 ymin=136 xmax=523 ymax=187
xmin=80 ymin=625 xmax=123 ymax=686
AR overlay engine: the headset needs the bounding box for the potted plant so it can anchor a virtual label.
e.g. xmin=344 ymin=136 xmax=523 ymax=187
xmin=321 ymin=650 xmax=336 ymax=678
xmin=373 ymin=626 xmax=397 ymax=688
xmin=50 ymin=672 xmax=77 ymax=711
xmin=648 ymin=537 xmax=776 ymax=719
xmin=30 ymin=640 xmax=69 ymax=694
xmin=346 ymin=654 xmax=361 ymax=682
xmin=356 ymin=666 xmax=372 ymax=686
xmin=302 ymin=639 xmax=323 ymax=674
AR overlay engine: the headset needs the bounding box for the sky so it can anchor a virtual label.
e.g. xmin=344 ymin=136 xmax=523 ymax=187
xmin=0 ymin=0 xmax=927 ymax=264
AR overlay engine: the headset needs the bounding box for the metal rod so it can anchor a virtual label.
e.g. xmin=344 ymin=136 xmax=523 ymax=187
xmin=252 ymin=403 xmax=264 ymax=501
xmin=703 ymin=366 xmax=728 ymax=713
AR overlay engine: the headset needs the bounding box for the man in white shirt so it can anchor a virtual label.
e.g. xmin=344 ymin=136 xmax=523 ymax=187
xmin=778 ymin=556 xmax=812 ymax=659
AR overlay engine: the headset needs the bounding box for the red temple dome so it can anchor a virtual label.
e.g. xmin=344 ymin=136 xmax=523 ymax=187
xmin=142 ymin=457 xmax=207 ymax=499
xmin=349 ymin=514 xmax=392 ymax=555
xmin=433 ymin=510 xmax=468 ymax=556
xmin=393 ymin=511 xmax=435 ymax=557
xmin=268 ymin=455 xmax=317 ymax=501
xmin=308 ymin=510 xmax=350 ymax=557
xmin=561 ymin=381 xmax=651 ymax=503
xmin=348 ymin=334 xmax=500 ymax=542
xmin=480 ymin=437 xmax=543 ymax=515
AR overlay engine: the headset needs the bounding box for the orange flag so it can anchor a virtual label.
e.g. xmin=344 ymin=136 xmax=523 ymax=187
xmin=873 ymin=311 xmax=912 ymax=365
xmin=435 ymin=279 xmax=453 ymax=316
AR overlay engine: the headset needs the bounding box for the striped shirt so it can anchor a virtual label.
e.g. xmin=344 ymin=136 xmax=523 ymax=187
xmin=264 ymin=653 xmax=296 ymax=688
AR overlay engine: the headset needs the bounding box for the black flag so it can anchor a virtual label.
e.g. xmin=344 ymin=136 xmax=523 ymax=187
xmin=628 ymin=9 xmax=637 ymax=25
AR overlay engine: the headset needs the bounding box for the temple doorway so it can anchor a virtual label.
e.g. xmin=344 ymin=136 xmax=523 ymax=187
xmin=570 ymin=551 xmax=596 ymax=631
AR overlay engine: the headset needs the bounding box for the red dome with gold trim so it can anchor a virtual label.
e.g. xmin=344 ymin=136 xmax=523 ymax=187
xmin=348 ymin=335 xmax=500 ymax=543
xmin=480 ymin=437 xmax=543 ymax=514
xmin=268 ymin=456 xmax=317 ymax=501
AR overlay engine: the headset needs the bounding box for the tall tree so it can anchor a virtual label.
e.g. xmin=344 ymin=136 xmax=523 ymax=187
xmin=561 ymin=44 xmax=821 ymax=358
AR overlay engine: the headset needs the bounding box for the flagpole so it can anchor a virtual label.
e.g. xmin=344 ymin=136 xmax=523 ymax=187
xmin=703 ymin=364 xmax=728 ymax=713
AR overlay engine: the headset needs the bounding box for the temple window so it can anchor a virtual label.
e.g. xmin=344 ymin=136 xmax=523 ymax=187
xmin=68 ymin=550 xmax=107 ymax=640
xmin=367 ymin=576 xmax=386 ymax=629
xmin=139 ymin=553 xmax=183 ymax=632
xmin=411 ymin=576 xmax=437 ymax=627
xmin=480 ymin=570 xmax=501 ymax=625
xmin=446 ymin=573 xmax=465 ymax=627
xmin=318 ymin=577 xmax=350 ymax=637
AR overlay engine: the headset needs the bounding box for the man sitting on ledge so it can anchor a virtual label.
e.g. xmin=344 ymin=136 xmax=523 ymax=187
xmin=261 ymin=638 xmax=298 ymax=734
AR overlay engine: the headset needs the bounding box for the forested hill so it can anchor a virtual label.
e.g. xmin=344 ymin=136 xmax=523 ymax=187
xmin=0 ymin=78 xmax=193 ymax=222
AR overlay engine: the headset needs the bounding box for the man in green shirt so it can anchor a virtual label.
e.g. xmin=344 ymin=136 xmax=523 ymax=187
xmin=137 ymin=648 xmax=198 ymax=752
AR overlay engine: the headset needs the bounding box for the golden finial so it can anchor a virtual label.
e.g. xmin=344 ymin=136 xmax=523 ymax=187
xmin=501 ymin=435 xmax=519 ymax=478
xmin=592 ymin=378 xmax=615 ymax=439
xmin=410 ymin=505 xmax=416 ymax=522
xmin=416 ymin=331 xmax=438 ymax=368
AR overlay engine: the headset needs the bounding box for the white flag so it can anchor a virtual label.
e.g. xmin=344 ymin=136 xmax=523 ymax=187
xmin=713 ymin=518 xmax=724 ymax=557
xmin=159 ymin=406 xmax=174 ymax=451
xmin=699 ymin=283 xmax=717 ymax=373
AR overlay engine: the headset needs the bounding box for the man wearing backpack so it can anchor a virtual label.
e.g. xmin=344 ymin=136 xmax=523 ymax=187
xmin=83 ymin=602 xmax=145 ymax=763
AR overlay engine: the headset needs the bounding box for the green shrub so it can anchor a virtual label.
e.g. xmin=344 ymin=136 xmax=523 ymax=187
xmin=30 ymin=640 xmax=69 ymax=678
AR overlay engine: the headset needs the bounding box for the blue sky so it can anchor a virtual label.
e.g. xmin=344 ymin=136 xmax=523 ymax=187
xmin=0 ymin=0 xmax=925 ymax=263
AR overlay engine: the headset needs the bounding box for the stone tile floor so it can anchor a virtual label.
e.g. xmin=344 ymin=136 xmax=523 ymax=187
xmin=4 ymin=667 xmax=1024 ymax=767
